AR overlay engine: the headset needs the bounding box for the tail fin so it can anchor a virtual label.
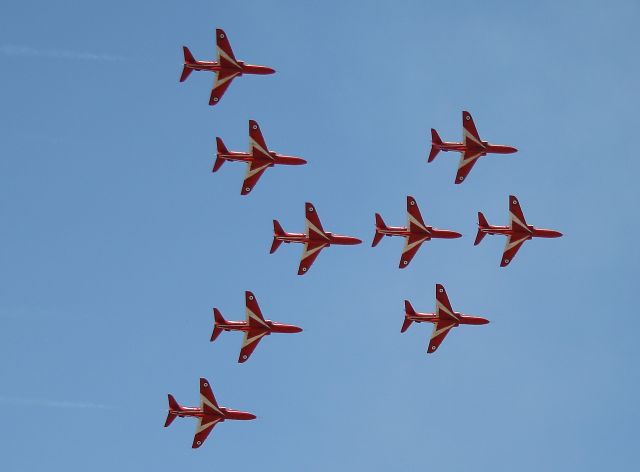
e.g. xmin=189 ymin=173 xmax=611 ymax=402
xmin=211 ymin=308 xmax=226 ymax=341
xmin=165 ymin=394 xmax=180 ymax=427
xmin=179 ymin=47 xmax=196 ymax=82
xmin=428 ymin=128 xmax=442 ymax=162
xmin=474 ymin=212 xmax=489 ymax=246
xmin=372 ymin=213 xmax=386 ymax=247
xmin=270 ymin=220 xmax=285 ymax=254
xmin=212 ymin=138 xmax=228 ymax=172
xmin=401 ymin=300 xmax=415 ymax=333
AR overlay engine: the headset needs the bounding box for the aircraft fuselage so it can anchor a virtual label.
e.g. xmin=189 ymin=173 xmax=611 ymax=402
xmin=407 ymin=311 xmax=489 ymax=326
xmin=275 ymin=232 xmax=362 ymax=246
xmin=376 ymin=225 xmax=462 ymax=240
xmin=217 ymin=151 xmax=307 ymax=167
xmin=169 ymin=405 xmax=256 ymax=421
xmin=184 ymin=60 xmax=276 ymax=75
xmin=479 ymin=225 xmax=563 ymax=239
xmin=435 ymin=141 xmax=518 ymax=155
xmin=216 ymin=319 xmax=302 ymax=334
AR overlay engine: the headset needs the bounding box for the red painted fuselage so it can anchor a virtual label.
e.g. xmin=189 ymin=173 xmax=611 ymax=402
xmin=433 ymin=140 xmax=517 ymax=156
xmin=376 ymin=225 xmax=462 ymax=240
xmin=478 ymin=224 xmax=563 ymax=239
xmin=406 ymin=310 xmax=489 ymax=327
xmin=215 ymin=319 xmax=302 ymax=335
xmin=168 ymin=404 xmax=256 ymax=422
xmin=275 ymin=231 xmax=362 ymax=247
xmin=216 ymin=150 xmax=306 ymax=167
xmin=183 ymin=60 xmax=275 ymax=76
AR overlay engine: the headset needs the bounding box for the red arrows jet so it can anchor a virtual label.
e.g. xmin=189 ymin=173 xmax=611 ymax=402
xmin=180 ymin=28 xmax=275 ymax=106
xmin=271 ymin=202 xmax=362 ymax=275
xmin=372 ymin=196 xmax=462 ymax=268
xmin=402 ymin=284 xmax=489 ymax=354
xmin=428 ymin=111 xmax=518 ymax=183
xmin=211 ymin=291 xmax=302 ymax=363
xmin=164 ymin=377 xmax=256 ymax=448
xmin=475 ymin=195 xmax=563 ymax=267
xmin=214 ymin=120 xmax=306 ymax=195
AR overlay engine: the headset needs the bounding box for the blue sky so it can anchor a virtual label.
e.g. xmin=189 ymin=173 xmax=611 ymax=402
xmin=1 ymin=0 xmax=639 ymax=470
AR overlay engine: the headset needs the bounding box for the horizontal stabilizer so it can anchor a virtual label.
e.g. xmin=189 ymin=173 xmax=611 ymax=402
xmin=372 ymin=213 xmax=386 ymax=247
xmin=211 ymin=308 xmax=226 ymax=341
xmin=270 ymin=220 xmax=284 ymax=254
xmin=165 ymin=394 xmax=180 ymax=427
xmin=428 ymin=129 xmax=442 ymax=162
xmin=475 ymin=212 xmax=488 ymax=245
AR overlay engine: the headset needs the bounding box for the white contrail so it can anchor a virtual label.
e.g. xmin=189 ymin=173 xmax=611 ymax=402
xmin=0 ymin=395 xmax=115 ymax=409
xmin=0 ymin=44 xmax=126 ymax=61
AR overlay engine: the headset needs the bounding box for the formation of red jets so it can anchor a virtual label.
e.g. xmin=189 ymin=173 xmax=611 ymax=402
xmin=167 ymin=28 xmax=563 ymax=448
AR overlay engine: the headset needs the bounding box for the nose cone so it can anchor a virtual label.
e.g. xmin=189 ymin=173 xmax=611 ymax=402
xmin=245 ymin=413 xmax=257 ymax=420
xmin=347 ymin=237 xmax=363 ymax=245
xmin=505 ymin=146 xmax=518 ymax=154
xmin=264 ymin=67 xmax=276 ymax=74
xmin=479 ymin=318 xmax=490 ymax=325
xmin=551 ymin=230 xmax=563 ymax=238
xmin=292 ymin=326 xmax=303 ymax=333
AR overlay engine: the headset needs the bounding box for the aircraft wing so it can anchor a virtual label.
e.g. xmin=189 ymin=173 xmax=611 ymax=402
xmin=399 ymin=234 xmax=429 ymax=268
xmin=305 ymin=202 xmax=329 ymax=240
xmin=435 ymin=284 xmax=460 ymax=322
xmin=199 ymin=378 xmax=222 ymax=414
xmin=241 ymin=159 xmax=272 ymax=195
xmin=455 ymin=148 xmax=483 ymax=184
xmin=462 ymin=111 xmax=483 ymax=148
xmin=216 ymin=28 xmax=241 ymax=69
xmin=192 ymin=416 xmax=222 ymax=448
xmin=192 ymin=378 xmax=223 ymax=448
xmin=508 ymin=195 xmax=531 ymax=233
xmin=209 ymin=69 xmax=241 ymax=105
xmin=249 ymin=120 xmax=273 ymax=160
xmin=238 ymin=328 xmax=270 ymax=363
xmin=500 ymin=233 xmax=529 ymax=267
xmin=427 ymin=319 xmax=457 ymax=353
xmin=245 ymin=291 xmax=269 ymax=328
xmin=298 ymin=240 xmax=329 ymax=275
xmin=406 ymin=196 xmax=429 ymax=233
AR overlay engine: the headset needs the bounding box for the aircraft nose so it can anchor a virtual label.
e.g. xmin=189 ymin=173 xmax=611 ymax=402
xmin=506 ymin=146 xmax=518 ymax=153
xmin=265 ymin=67 xmax=276 ymax=74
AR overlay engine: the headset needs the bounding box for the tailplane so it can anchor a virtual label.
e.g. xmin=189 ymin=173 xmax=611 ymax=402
xmin=428 ymin=128 xmax=443 ymax=162
xmin=179 ymin=46 xmax=196 ymax=82
xmin=211 ymin=308 xmax=226 ymax=341
xmin=401 ymin=300 xmax=415 ymax=333
xmin=270 ymin=220 xmax=285 ymax=254
xmin=474 ymin=212 xmax=489 ymax=246
xmin=372 ymin=213 xmax=386 ymax=247
xmin=164 ymin=394 xmax=180 ymax=427
xmin=213 ymin=138 xmax=228 ymax=172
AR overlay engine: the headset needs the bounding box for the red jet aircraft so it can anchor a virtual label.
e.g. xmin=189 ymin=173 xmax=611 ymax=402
xmin=372 ymin=196 xmax=462 ymax=268
xmin=211 ymin=291 xmax=302 ymax=363
xmin=165 ymin=377 xmax=256 ymax=448
xmin=214 ymin=120 xmax=307 ymax=195
xmin=428 ymin=111 xmax=518 ymax=183
xmin=271 ymin=202 xmax=362 ymax=275
xmin=180 ymin=28 xmax=275 ymax=106
xmin=402 ymin=284 xmax=489 ymax=354
xmin=475 ymin=195 xmax=563 ymax=267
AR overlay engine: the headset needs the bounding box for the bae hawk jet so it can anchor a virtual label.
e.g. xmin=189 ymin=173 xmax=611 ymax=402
xmin=271 ymin=202 xmax=362 ymax=275
xmin=372 ymin=196 xmax=461 ymax=268
xmin=402 ymin=284 xmax=489 ymax=354
xmin=211 ymin=291 xmax=302 ymax=363
xmin=164 ymin=378 xmax=256 ymax=448
xmin=475 ymin=195 xmax=563 ymax=267
xmin=180 ymin=28 xmax=275 ymax=105
xmin=214 ymin=120 xmax=306 ymax=195
xmin=428 ymin=111 xmax=518 ymax=183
